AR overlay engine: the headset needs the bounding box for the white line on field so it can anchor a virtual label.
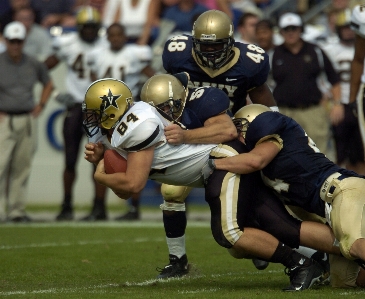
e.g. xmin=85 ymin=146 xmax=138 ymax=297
xmin=0 ymin=237 xmax=165 ymax=250
xmin=0 ymin=220 xmax=209 ymax=228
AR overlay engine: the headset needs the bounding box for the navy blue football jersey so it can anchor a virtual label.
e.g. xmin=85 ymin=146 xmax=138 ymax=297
xmin=182 ymin=86 xmax=231 ymax=129
xmin=162 ymin=35 xmax=269 ymax=114
xmin=245 ymin=111 xmax=360 ymax=217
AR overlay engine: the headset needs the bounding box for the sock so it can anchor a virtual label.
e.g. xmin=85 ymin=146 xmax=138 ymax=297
xmin=93 ymin=197 xmax=105 ymax=209
xmin=295 ymin=246 xmax=316 ymax=258
xmin=63 ymin=195 xmax=72 ymax=209
xmin=166 ymin=235 xmax=186 ymax=258
xmin=269 ymin=242 xmax=310 ymax=268
xmin=163 ymin=211 xmax=187 ymax=238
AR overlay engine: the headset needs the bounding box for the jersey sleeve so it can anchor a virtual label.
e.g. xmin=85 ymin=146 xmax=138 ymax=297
xmin=51 ymin=34 xmax=71 ymax=60
xmin=196 ymin=87 xmax=230 ymax=122
xmin=351 ymin=5 xmax=365 ymax=38
xmin=245 ymin=112 xmax=285 ymax=150
xmin=238 ymin=43 xmax=270 ymax=90
xmin=112 ymin=118 xmax=164 ymax=152
xmin=162 ymin=34 xmax=192 ymax=73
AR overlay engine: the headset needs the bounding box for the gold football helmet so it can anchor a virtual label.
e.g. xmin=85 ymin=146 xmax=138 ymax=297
xmin=82 ymin=78 xmax=133 ymax=137
xmin=140 ymin=73 xmax=187 ymax=121
xmin=233 ymin=104 xmax=271 ymax=138
xmin=192 ymin=10 xmax=234 ymax=70
xmin=335 ymin=9 xmax=354 ymax=43
xmin=76 ymin=6 xmax=101 ymax=43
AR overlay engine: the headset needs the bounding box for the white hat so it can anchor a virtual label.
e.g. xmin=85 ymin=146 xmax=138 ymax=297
xmin=279 ymin=13 xmax=303 ymax=29
xmin=3 ymin=21 xmax=26 ymax=40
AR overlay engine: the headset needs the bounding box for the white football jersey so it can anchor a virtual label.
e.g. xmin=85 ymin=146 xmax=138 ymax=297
xmin=322 ymin=42 xmax=354 ymax=104
xmin=52 ymin=32 xmax=105 ymax=102
xmin=91 ymin=102 xmax=217 ymax=187
xmin=87 ymin=44 xmax=152 ymax=95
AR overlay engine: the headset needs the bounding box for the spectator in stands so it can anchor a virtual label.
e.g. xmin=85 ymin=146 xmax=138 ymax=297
xmin=271 ymin=12 xmax=343 ymax=156
xmin=102 ymin=0 xmax=151 ymax=43
xmin=0 ymin=0 xmax=30 ymax=33
xmin=137 ymin=0 xmax=178 ymax=45
xmin=14 ymin=7 xmax=52 ymax=60
xmin=216 ymin=0 xmax=266 ymax=27
xmin=0 ymin=21 xmax=53 ymax=222
xmin=162 ymin=0 xmax=208 ymax=34
xmin=30 ymin=0 xmax=77 ymax=28
xmin=235 ymin=12 xmax=259 ymax=44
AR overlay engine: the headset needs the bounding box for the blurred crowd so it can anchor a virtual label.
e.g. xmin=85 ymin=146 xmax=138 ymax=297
xmin=0 ymin=0 xmax=364 ymax=222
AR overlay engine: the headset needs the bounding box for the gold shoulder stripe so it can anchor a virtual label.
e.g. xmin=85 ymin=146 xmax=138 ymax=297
xmin=210 ymin=144 xmax=239 ymax=158
xmin=256 ymin=134 xmax=283 ymax=150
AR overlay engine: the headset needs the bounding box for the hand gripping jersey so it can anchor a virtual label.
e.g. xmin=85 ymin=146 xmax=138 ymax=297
xmin=92 ymin=101 xmax=217 ymax=187
xmin=182 ymin=86 xmax=231 ymax=129
xmin=162 ymin=35 xmax=269 ymax=114
xmin=244 ymin=111 xmax=360 ymax=217
xmin=52 ymin=32 xmax=105 ymax=102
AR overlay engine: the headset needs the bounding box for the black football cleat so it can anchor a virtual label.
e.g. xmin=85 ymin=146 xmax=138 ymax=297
xmin=156 ymin=254 xmax=189 ymax=279
xmin=252 ymin=258 xmax=269 ymax=270
xmin=80 ymin=209 xmax=107 ymax=221
xmin=55 ymin=205 xmax=73 ymax=221
xmin=283 ymin=258 xmax=323 ymax=291
xmin=311 ymin=252 xmax=330 ymax=285
xmin=115 ymin=210 xmax=140 ymax=221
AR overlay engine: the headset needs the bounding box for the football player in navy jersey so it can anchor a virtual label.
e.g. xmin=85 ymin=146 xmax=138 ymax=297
xmin=84 ymin=76 xmax=341 ymax=291
xmin=162 ymin=10 xmax=277 ymax=115
xmin=159 ymin=9 xmax=277 ymax=276
xmin=210 ymin=104 xmax=365 ymax=288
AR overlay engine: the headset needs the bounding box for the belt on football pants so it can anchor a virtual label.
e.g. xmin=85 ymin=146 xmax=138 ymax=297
xmin=320 ymin=172 xmax=347 ymax=203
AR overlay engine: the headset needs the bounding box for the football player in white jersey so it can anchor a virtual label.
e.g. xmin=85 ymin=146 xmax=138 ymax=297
xmin=83 ymin=77 xmax=353 ymax=291
xmin=44 ymin=6 xmax=107 ymax=221
xmin=322 ymin=10 xmax=365 ymax=175
xmin=88 ymin=23 xmax=155 ymax=97
xmin=350 ymin=4 xmax=365 ymax=145
xmin=85 ymin=22 xmax=155 ymax=221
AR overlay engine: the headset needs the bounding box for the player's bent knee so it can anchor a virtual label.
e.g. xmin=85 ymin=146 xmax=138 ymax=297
xmin=161 ymin=184 xmax=192 ymax=203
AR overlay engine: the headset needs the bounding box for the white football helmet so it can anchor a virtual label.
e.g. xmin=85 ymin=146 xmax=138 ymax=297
xmin=233 ymin=104 xmax=271 ymax=138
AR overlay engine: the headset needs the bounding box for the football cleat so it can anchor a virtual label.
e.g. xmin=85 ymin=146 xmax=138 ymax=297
xmin=55 ymin=205 xmax=73 ymax=221
xmin=156 ymin=254 xmax=189 ymax=279
xmin=311 ymin=252 xmax=330 ymax=285
xmin=80 ymin=207 xmax=107 ymax=221
xmin=283 ymin=258 xmax=323 ymax=291
xmin=115 ymin=210 xmax=140 ymax=221
xmin=252 ymin=258 xmax=269 ymax=270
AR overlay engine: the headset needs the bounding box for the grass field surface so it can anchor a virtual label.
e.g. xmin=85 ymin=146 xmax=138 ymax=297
xmin=1 ymin=217 xmax=365 ymax=298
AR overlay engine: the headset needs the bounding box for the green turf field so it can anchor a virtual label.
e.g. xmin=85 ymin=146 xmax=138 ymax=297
xmin=1 ymin=220 xmax=365 ymax=298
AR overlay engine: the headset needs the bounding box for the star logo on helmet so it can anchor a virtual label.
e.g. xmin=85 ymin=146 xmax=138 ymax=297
xmin=100 ymin=89 xmax=121 ymax=110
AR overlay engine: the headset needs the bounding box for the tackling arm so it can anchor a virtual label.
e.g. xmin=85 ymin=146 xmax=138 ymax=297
xmin=94 ymin=146 xmax=155 ymax=199
xmin=248 ymin=83 xmax=277 ymax=107
xmin=214 ymin=140 xmax=280 ymax=174
xmin=165 ymin=113 xmax=238 ymax=144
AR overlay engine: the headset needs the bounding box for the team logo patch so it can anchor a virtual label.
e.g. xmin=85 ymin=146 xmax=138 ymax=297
xmin=100 ymin=89 xmax=121 ymax=110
